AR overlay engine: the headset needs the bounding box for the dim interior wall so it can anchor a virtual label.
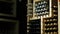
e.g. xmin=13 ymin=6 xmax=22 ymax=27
xmin=0 ymin=18 xmax=19 ymax=34
xmin=58 ymin=0 xmax=60 ymax=34
xmin=12 ymin=0 xmax=17 ymax=17
xmin=15 ymin=21 xmax=19 ymax=34
xmin=0 ymin=0 xmax=16 ymax=17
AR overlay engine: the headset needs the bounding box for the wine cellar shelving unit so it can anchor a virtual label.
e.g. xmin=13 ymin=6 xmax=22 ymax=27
xmin=27 ymin=0 xmax=59 ymax=34
xmin=43 ymin=17 xmax=58 ymax=34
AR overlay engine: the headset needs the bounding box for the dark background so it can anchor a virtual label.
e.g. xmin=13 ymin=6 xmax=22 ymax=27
xmin=18 ymin=0 xmax=27 ymax=34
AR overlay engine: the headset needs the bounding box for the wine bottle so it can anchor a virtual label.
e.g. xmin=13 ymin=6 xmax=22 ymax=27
xmin=27 ymin=30 xmax=29 ymax=32
xmin=45 ymin=24 xmax=47 ymax=26
xmin=46 ymin=15 xmax=49 ymax=17
xmin=41 ymin=9 xmax=43 ymax=11
xmin=47 ymin=28 xmax=49 ymax=30
xmin=41 ymin=1 xmax=43 ymax=4
xmin=44 ymin=8 xmax=47 ymax=11
xmin=53 ymin=10 xmax=56 ymax=12
xmin=53 ymin=19 xmax=57 ymax=21
xmin=50 ymin=19 xmax=52 ymax=21
xmin=54 ymin=23 xmax=57 ymax=25
xmin=50 ymin=23 xmax=53 ymax=26
xmin=54 ymin=14 xmax=57 ymax=16
xmin=44 ymin=20 xmax=47 ymax=22
xmin=48 ymin=32 xmax=50 ymax=34
xmin=45 ymin=11 xmax=49 ymax=14
xmin=42 ymin=12 xmax=45 ymax=14
xmin=47 ymin=19 xmax=49 ymax=22
xmin=50 ymin=27 xmax=52 ymax=30
xmin=42 ymin=5 xmax=45 ymax=8
xmin=38 ymin=2 xmax=40 ymax=5
xmin=27 ymin=27 xmax=30 ymax=29
xmin=44 ymin=28 xmax=46 ymax=30
xmin=35 ymin=4 xmax=38 ymax=6
xmin=40 ymin=6 xmax=42 ymax=8
xmin=51 ymin=32 xmax=53 ymax=34
xmin=43 ymin=1 xmax=47 ymax=4
xmin=53 ymin=5 xmax=57 ymax=8
xmin=53 ymin=27 xmax=56 ymax=30
xmin=27 ymin=23 xmax=30 ymax=25
xmin=37 ymin=6 xmax=39 ymax=9
xmin=54 ymin=32 xmax=57 ymax=34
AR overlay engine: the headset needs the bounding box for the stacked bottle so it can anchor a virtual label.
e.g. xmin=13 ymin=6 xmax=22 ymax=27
xmin=27 ymin=19 xmax=41 ymax=34
xmin=35 ymin=1 xmax=49 ymax=16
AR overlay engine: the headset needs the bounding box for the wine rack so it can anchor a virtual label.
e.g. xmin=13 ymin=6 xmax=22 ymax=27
xmin=27 ymin=0 xmax=33 ymax=18
xmin=27 ymin=0 xmax=58 ymax=34
xmin=43 ymin=0 xmax=58 ymax=34
xmin=27 ymin=19 xmax=41 ymax=34
xmin=52 ymin=0 xmax=58 ymax=17
xmin=35 ymin=0 xmax=49 ymax=16
xmin=43 ymin=17 xmax=58 ymax=34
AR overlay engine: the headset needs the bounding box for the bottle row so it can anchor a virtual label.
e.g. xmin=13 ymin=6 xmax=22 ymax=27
xmin=35 ymin=1 xmax=48 ymax=6
xmin=35 ymin=8 xmax=48 ymax=12
xmin=44 ymin=23 xmax=57 ymax=26
xmin=35 ymin=7 xmax=48 ymax=11
xmin=34 ymin=13 xmax=57 ymax=17
xmin=44 ymin=18 xmax=57 ymax=22
xmin=35 ymin=4 xmax=48 ymax=8
xmin=36 ymin=12 xmax=49 ymax=15
xmin=27 ymin=27 xmax=40 ymax=34
xmin=53 ymin=6 xmax=58 ymax=9
xmin=44 ymin=27 xmax=58 ymax=30
xmin=53 ymin=10 xmax=58 ymax=13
